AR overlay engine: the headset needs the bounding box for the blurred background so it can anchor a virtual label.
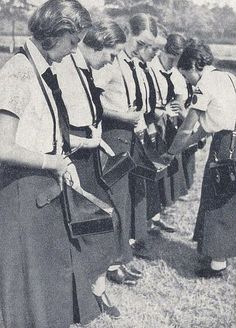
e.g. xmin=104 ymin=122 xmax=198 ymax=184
xmin=0 ymin=0 xmax=235 ymax=69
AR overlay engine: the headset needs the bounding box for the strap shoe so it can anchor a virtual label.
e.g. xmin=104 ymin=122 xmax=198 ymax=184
xmin=94 ymin=292 xmax=121 ymax=319
xmin=107 ymin=266 xmax=137 ymax=286
xmin=121 ymin=265 xmax=143 ymax=279
xmin=195 ymin=267 xmax=227 ymax=279
xmin=149 ymin=219 xmax=176 ymax=233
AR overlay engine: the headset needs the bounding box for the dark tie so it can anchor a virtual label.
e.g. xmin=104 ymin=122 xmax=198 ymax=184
xmin=80 ymin=67 xmax=103 ymax=126
xmin=124 ymin=59 xmax=143 ymax=111
xmin=139 ymin=62 xmax=156 ymax=112
xmin=185 ymin=82 xmax=193 ymax=108
xmin=159 ymin=70 xmax=175 ymax=103
xmin=42 ymin=67 xmax=71 ymax=153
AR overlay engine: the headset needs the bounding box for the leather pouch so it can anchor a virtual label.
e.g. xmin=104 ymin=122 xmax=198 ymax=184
xmin=209 ymin=159 xmax=236 ymax=196
xmin=97 ymin=150 xmax=136 ymax=188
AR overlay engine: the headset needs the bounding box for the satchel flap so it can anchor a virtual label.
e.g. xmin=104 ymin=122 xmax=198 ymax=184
xmin=103 ymin=152 xmax=135 ymax=175
xmin=36 ymin=183 xmax=61 ymax=208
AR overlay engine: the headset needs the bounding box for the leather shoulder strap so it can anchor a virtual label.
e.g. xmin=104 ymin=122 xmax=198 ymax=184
xmin=18 ymin=45 xmax=57 ymax=153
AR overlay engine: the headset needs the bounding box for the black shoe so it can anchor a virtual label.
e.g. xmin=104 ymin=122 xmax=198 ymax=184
xmin=197 ymin=256 xmax=212 ymax=266
xmin=121 ymin=265 xmax=143 ymax=279
xmin=150 ymin=219 xmax=176 ymax=233
xmin=132 ymin=249 xmax=153 ymax=261
xmin=107 ymin=267 xmax=137 ymax=286
xmin=195 ymin=267 xmax=227 ymax=279
xmin=147 ymin=226 xmax=161 ymax=236
xmin=94 ymin=293 xmax=121 ymax=319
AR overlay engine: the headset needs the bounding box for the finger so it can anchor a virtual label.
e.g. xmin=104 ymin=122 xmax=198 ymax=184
xmin=170 ymin=104 xmax=180 ymax=110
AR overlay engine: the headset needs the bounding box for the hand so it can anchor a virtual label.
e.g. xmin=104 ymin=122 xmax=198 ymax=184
xmin=89 ymin=125 xmax=102 ymax=147
xmin=198 ymin=138 xmax=207 ymax=149
xmin=43 ymin=154 xmax=72 ymax=177
xmin=63 ymin=162 xmax=81 ymax=189
xmin=165 ymin=102 xmax=179 ymax=117
xmin=123 ymin=112 xmax=142 ymax=126
xmin=170 ymin=100 xmax=182 ymax=111
xmin=160 ymin=152 xmax=175 ymax=165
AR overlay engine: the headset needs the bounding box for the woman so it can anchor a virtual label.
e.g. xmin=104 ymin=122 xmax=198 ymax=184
xmin=56 ymin=19 xmax=127 ymax=316
xmin=147 ymin=33 xmax=188 ymax=234
xmin=0 ymin=1 xmax=103 ymax=327
xmin=161 ymin=39 xmax=236 ymax=278
xmin=92 ymin=14 xmax=160 ymax=265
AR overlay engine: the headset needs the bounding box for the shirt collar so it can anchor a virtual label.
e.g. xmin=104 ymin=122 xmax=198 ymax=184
xmin=26 ymin=38 xmax=55 ymax=75
xmin=119 ymin=50 xmax=133 ymax=63
xmin=152 ymin=54 xmax=173 ymax=73
xmin=72 ymin=47 xmax=89 ymax=70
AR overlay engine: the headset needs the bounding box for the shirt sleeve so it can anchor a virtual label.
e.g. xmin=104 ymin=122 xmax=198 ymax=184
xmin=0 ymin=54 xmax=31 ymax=118
xmin=190 ymin=86 xmax=210 ymax=112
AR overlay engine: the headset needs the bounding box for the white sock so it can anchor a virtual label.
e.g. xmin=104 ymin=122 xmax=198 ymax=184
xmin=91 ymin=273 xmax=106 ymax=297
xmin=129 ymin=239 xmax=136 ymax=246
xmin=211 ymin=260 xmax=227 ymax=271
xmin=151 ymin=213 xmax=161 ymax=222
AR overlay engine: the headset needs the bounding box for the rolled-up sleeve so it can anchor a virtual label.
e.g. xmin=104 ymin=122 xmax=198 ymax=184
xmin=0 ymin=55 xmax=30 ymax=119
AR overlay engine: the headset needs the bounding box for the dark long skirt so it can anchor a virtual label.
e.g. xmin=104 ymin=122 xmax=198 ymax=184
xmin=129 ymin=137 xmax=149 ymax=241
xmin=193 ymin=130 xmax=236 ymax=258
xmin=156 ymin=117 xmax=188 ymax=206
xmin=71 ymin=144 xmax=119 ymax=282
xmin=182 ymin=149 xmax=196 ymax=190
xmin=0 ymin=166 xmax=100 ymax=328
xmin=101 ymin=122 xmax=133 ymax=264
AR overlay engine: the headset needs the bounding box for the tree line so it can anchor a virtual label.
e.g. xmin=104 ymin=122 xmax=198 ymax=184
xmin=0 ymin=0 xmax=235 ymax=44
xmin=104 ymin=0 xmax=236 ymax=44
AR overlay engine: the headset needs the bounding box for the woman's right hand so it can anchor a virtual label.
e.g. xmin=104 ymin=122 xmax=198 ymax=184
xmin=42 ymin=154 xmax=72 ymax=177
xmin=165 ymin=102 xmax=179 ymax=117
xmin=123 ymin=111 xmax=141 ymax=126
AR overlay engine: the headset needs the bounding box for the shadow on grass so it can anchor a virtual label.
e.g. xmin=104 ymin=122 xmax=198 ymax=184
xmin=144 ymin=232 xmax=199 ymax=280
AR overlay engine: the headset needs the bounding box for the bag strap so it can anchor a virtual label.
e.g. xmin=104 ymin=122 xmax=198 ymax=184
xmin=18 ymin=44 xmax=57 ymax=154
xmin=228 ymin=74 xmax=236 ymax=158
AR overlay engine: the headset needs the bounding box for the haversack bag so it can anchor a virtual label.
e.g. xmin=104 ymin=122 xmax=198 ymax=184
xmin=97 ymin=145 xmax=136 ymax=189
xmin=130 ymin=132 xmax=178 ymax=181
xmin=209 ymin=73 xmax=236 ymax=197
xmin=209 ymin=158 xmax=236 ymax=196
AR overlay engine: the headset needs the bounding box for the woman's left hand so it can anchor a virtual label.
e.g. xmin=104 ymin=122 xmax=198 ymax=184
xmin=89 ymin=125 xmax=102 ymax=146
xmin=160 ymin=152 xmax=175 ymax=165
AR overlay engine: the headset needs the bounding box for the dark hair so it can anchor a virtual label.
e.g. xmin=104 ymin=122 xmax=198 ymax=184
xmin=164 ymin=33 xmax=185 ymax=56
xmin=28 ymin=0 xmax=91 ymax=50
xmin=129 ymin=14 xmax=157 ymax=38
xmin=83 ymin=20 xmax=126 ymax=51
xmin=177 ymin=39 xmax=214 ymax=71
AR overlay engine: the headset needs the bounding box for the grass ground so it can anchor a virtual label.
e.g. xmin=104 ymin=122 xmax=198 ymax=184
xmin=0 ymin=52 xmax=235 ymax=328
xmin=74 ymin=140 xmax=236 ymax=328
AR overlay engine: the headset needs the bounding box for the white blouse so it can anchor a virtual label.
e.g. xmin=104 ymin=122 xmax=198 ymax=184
xmin=0 ymin=39 xmax=63 ymax=154
xmin=190 ymin=66 xmax=236 ymax=133
xmin=56 ymin=50 xmax=94 ymax=127
xmin=149 ymin=54 xmax=188 ymax=105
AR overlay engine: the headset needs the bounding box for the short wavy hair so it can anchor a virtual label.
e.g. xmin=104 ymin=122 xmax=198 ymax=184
xmin=28 ymin=0 xmax=92 ymax=50
xmin=177 ymin=39 xmax=214 ymax=71
xmin=165 ymin=33 xmax=186 ymax=56
xmin=83 ymin=20 xmax=126 ymax=51
xmin=129 ymin=14 xmax=157 ymax=38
